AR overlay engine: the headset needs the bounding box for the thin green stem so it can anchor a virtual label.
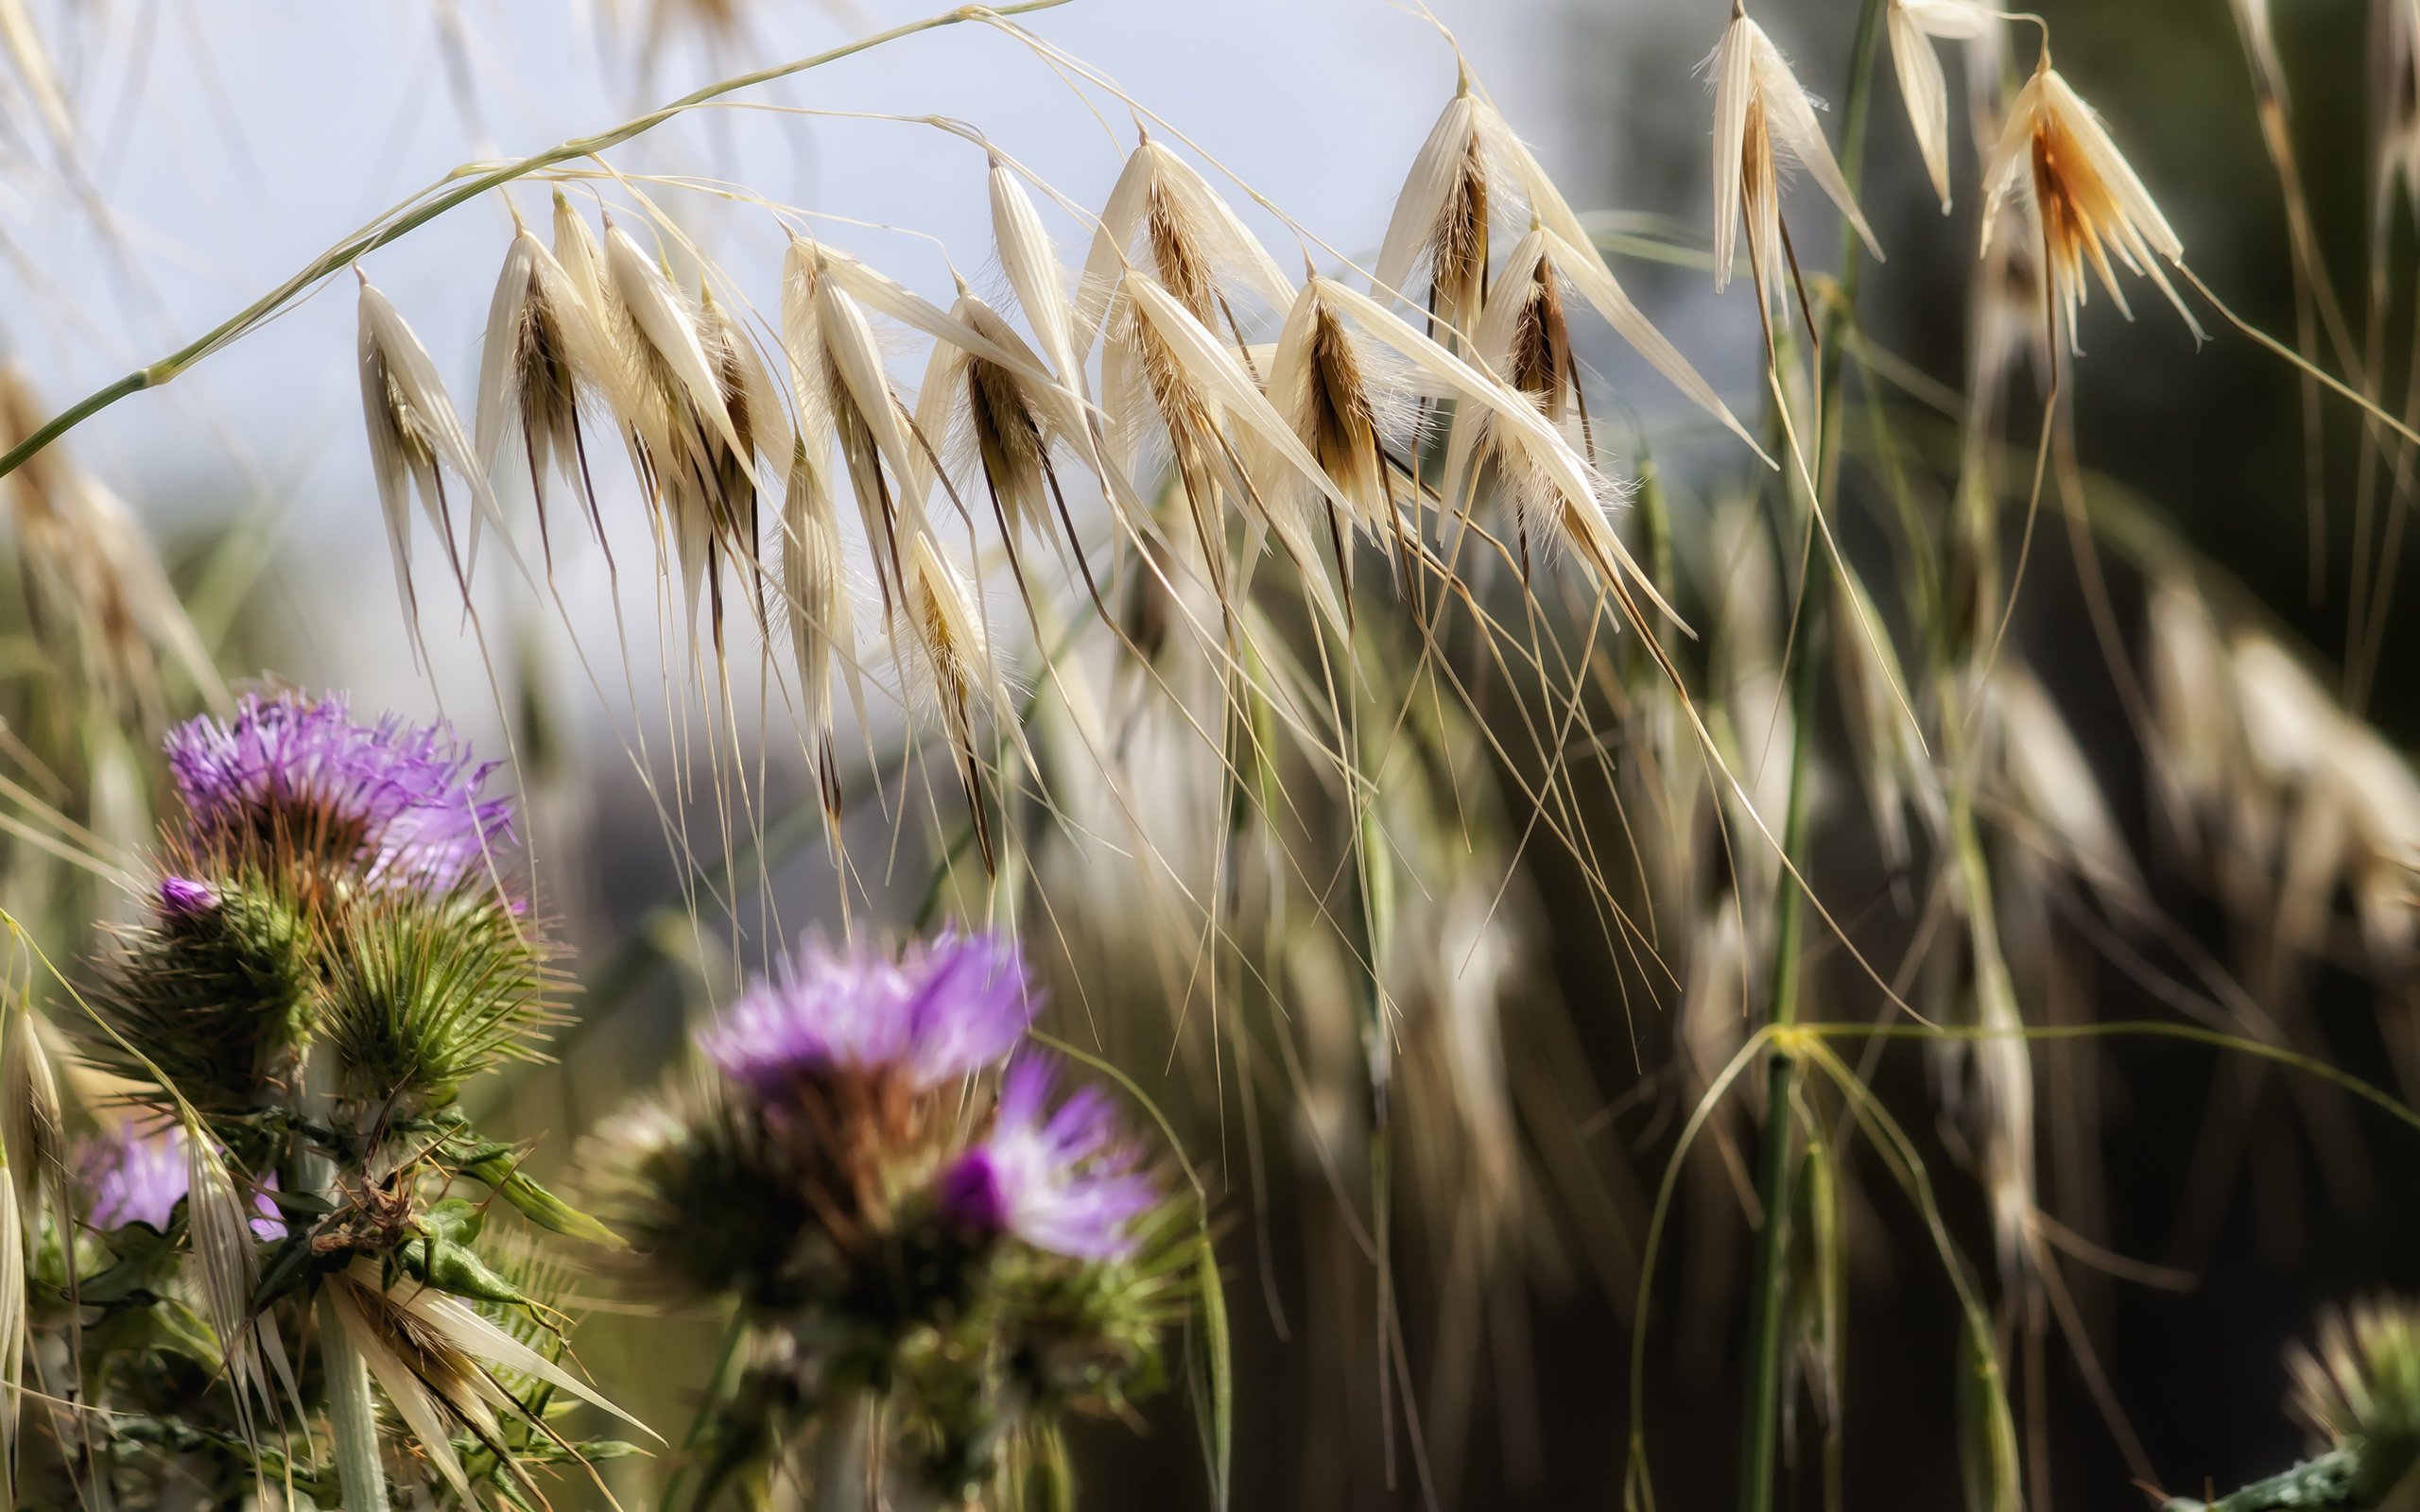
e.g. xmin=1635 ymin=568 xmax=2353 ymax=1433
xmin=662 ymin=1307 xmax=751 ymax=1512
xmin=0 ymin=1 xmax=1070 ymax=484
xmin=1736 ymin=4 xmax=1888 ymax=1510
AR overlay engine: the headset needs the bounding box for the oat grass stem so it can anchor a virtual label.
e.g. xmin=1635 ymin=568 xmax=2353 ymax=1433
xmin=1735 ymin=4 xmax=1886 ymax=1509
xmin=0 ymin=1 xmax=1071 ymax=484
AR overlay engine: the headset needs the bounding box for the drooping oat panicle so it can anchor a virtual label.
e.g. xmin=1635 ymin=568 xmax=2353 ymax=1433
xmin=473 ymin=219 xmax=614 ymax=566
xmin=357 ymin=269 xmax=510 ymax=624
xmin=1711 ymin=4 xmax=1885 ymax=302
xmin=1078 ymin=136 xmax=1296 ymax=362
xmin=1889 ymin=0 xmax=1995 ymax=211
xmin=1979 ymin=50 xmax=2205 ymax=348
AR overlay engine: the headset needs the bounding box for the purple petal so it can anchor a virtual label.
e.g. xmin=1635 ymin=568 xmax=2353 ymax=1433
xmin=699 ymin=928 xmax=1038 ymax=1091
xmin=941 ymin=1057 xmax=1157 ymax=1261
xmin=165 ymin=691 xmax=513 ymax=888
xmin=157 ymin=875 xmax=219 ymax=919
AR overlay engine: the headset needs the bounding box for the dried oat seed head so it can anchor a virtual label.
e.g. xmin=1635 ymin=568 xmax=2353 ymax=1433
xmin=1979 ymin=51 xmax=2205 ymax=348
xmin=1711 ymin=6 xmax=1885 ymax=301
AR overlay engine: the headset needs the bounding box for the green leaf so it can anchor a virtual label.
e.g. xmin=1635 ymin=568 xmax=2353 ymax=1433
xmin=459 ymin=1147 xmax=623 ymax=1247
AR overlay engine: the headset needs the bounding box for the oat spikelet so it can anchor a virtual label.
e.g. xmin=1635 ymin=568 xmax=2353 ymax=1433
xmin=0 ymin=1173 xmax=19 ymax=1510
xmin=0 ymin=0 xmax=69 ymax=145
xmin=687 ymin=284 xmax=793 ymax=639
xmin=1263 ymin=278 xmax=1419 ymax=589
xmin=183 ymin=1119 xmax=288 ymax=1427
xmin=1711 ymin=4 xmax=1885 ymax=302
xmin=1374 ymin=87 xmax=1495 ymax=342
xmin=783 ymin=234 xmax=930 ymax=609
xmin=904 ymin=529 xmax=1014 ymax=870
xmin=356 ymin=268 xmax=510 ymax=625
xmin=473 ymin=218 xmax=614 ymax=566
xmin=0 ymin=1004 xmax=61 ymax=1253
xmin=1889 ymin=0 xmax=1994 ymax=212
xmin=782 ymin=433 xmax=859 ymax=828
xmin=1979 ymin=49 xmax=2205 ymax=348
xmin=1308 ymin=276 xmax=1684 ymax=623
xmin=989 ymin=153 xmax=1083 ymax=393
xmin=1990 ymin=663 xmax=2147 ymax=909
xmin=1079 ymin=137 xmax=1294 ymax=362
xmin=1376 ymin=81 xmax=1761 ymax=455
xmin=1119 ymin=268 xmax=1352 ymax=633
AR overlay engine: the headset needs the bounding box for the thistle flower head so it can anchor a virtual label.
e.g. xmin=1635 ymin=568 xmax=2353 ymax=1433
xmin=165 ymin=690 xmax=513 ymax=891
xmin=940 ymin=1057 xmax=1156 ymax=1262
xmin=699 ymin=929 xmax=1035 ymax=1095
xmin=1978 ymin=50 xmax=2204 ymax=348
xmin=2290 ymin=1298 xmax=2420 ymax=1479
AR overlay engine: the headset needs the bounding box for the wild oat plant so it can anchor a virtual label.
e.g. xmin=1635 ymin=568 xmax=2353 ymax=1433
xmin=0 ymin=0 xmax=2418 ymax=1507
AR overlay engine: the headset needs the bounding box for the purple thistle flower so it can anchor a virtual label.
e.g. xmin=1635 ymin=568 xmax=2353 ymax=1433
xmin=940 ymin=1058 xmax=1157 ymax=1261
xmin=156 ymin=875 xmax=218 ymax=919
xmin=699 ymin=929 xmax=1035 ymax=1093
xmin=165 ymin=691 xmax=512 ymax=888
xmin=75 ymin=1125 xmax=287 ymax=1238
xmin=78 ymin=1124 xmax=188 ymax=1231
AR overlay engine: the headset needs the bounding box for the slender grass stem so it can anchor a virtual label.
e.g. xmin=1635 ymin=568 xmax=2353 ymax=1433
xmin=1737 ymin=4 xmax=1886 ymax=1509
xmin=0 ymin=1 xmax=1071 ymax=484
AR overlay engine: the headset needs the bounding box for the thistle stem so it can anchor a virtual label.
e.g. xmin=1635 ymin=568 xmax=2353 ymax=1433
xmin=1736 ymin=3 xmax=1887 ymax=1510
xmin=0 ymin=0 xmax=1071 ymax=485
xmin=320 ymin=1291 xmax=392 ymax=1512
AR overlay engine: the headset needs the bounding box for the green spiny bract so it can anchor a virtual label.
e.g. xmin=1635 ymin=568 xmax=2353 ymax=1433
xmin=319 ymin=882 xmax=561 ymax=1114
xmin=82 ymin=874 xmax=314 ymax=1123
